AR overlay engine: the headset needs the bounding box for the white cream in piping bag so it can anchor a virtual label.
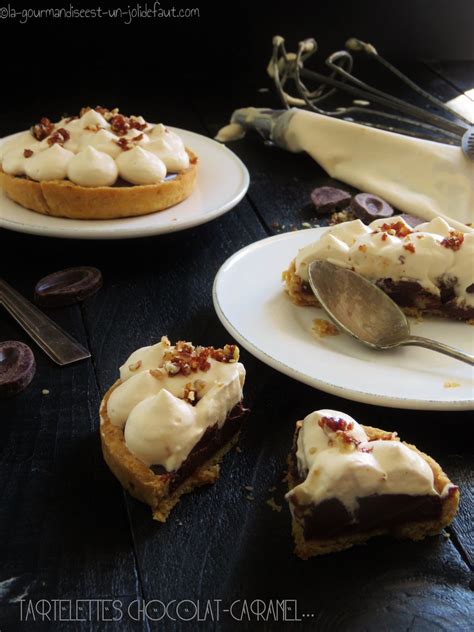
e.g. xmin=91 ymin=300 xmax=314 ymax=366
xmin=286 ymin=409 xmax=451 ymax=513
xmin=106 ymin=337 xmax=245 ymax=472
xmin=1 ymin=109 xmax=189 ymax=186
xmin=294 ymin=216 xmax=474 ymax=308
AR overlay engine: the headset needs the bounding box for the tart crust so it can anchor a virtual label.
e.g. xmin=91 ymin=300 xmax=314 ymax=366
xmin=0 ymin=148 xmax=197 ymax=220
xmin=287 ymin=424 xmax=460 ymax=558
xmin=99 ymin=379 xmax=241 ymax=522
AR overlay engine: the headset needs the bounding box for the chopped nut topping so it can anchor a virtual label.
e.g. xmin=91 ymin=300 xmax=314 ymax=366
xmin=319 ymin=416 xmax=354 ymax=432
xmin=441 ymin=231 xmax=464 ymax=251
xmin=162 ymin=341 xmax=239 ymax=377
xmin=358 ymin=244 xmax=368 ymax=253
xmin=23 ymin=148 xmax=33 ymax=158
xmin=47 ymin=128 xmax=70 ymax=146
xmin=115 ymin=137 xmax=132 ymax=151
xmin=403 ymin=243 xmax=416 ymax=253
xmin=31 ymin=117 xmax=55 ymax=140
xmin=128 ymin=360 xmax=142 ymax=372
xmin=150 ymin=368 xmax=166 ymax=379
xmin=379 ymin=221 xmax=412 ymax=238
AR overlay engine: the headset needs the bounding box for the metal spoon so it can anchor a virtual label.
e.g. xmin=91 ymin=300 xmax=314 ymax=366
xmin=308 ymin=261 xmax=474 ymax=366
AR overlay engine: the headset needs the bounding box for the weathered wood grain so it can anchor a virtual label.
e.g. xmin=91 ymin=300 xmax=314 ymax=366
xmin=1 ymin=64 xmax=473 ymax=631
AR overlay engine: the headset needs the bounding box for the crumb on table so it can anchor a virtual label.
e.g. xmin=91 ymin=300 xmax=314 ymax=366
xmin=266 ymin=498 xmax=282 ymax=513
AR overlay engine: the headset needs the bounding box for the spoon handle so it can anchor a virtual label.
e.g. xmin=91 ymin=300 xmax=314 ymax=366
xmin=401 ymin=335 xmax=474 ymax=366
xmin=0 ymin=278 xmax=91 ymax=366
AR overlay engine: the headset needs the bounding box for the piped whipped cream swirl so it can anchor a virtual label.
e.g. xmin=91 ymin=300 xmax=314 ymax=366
xmin=1 ymin=107 xmax=190 ymax=187
xmin=105 ymin=336 xmax=245 ymax=472
xmin=294 ymin=216 xmax=474 ymax=308
xmin=286 ymin=410 xmax=452 ymax=513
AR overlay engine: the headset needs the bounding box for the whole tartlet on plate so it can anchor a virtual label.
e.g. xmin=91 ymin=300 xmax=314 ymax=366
xmin=286 ymin=409 xmax=459 ymax=558
xmin=100 ymin=336 xmax=247 ymax=522
xmin=283 ymin=216 xmax=474 ymax=320
xmin=0 ymin=106 xmax=197 ymax=219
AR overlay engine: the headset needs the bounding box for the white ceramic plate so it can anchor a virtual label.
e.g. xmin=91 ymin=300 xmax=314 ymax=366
xmin=213 ymin=228 xmax=474 ymax=410
xmin=0 ymin=128 xmax=249 ymax=239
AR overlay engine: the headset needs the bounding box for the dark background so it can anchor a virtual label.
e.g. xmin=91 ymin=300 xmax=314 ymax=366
xmin=1 ymin=0 xmax=473 ymax=126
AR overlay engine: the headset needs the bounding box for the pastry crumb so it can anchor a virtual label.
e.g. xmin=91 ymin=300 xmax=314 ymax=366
xmin=329 ymin=209 xmax=355 ymax=225
xmin=312 ymin=318 xmax=340 ymax=338
xmin=235 ymin=446 xmax=242 ymax=453
xmin=42 ymin=389 xmax=50 ymax=395
xmin=443 ymin=381 xmax=461 ymax=389
xmin=246 ymin=495 xmax=255 ymax=501
xmin=244 ymin=485 xmax=253 ymax=492
xmin=266 ymin=498 xmax=282 ymax=513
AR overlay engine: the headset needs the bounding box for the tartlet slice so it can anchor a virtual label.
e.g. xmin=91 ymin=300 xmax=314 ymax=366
xmin=283 ymin=216 xmax=474 ymax=320
xmin=99 ymin=336 xmax=246 ymax=522
xmin=286 ymin=410 xmax=459 ymax=558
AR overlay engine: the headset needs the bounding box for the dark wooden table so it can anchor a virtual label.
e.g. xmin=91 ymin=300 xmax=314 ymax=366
xmin=1 ymin=61 xmax=473 ymax=631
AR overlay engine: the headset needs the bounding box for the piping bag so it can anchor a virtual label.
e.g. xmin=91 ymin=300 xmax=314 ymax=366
xmin=216 ymin=107 xmax=474 ymax=232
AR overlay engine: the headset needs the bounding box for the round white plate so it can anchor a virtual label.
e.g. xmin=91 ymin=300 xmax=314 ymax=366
xmin=213 ymin=228 xmax=474 ymax=410
xmin=0 ymin=128 xmax=249 ymax=239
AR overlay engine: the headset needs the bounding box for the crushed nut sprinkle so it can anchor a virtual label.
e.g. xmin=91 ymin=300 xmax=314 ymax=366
xmin=23 ymin=148 xmax=33 ymax=158
xmin=128 ymin=360 xmax=142 ymax=372
xmin=162 ymin=342 xmax=239 ymax=377
xmin=379 ymin=221 xmax=412 ymax=238
xmin=441 ymin=231 xmax=464 ymax=251
xmin=403 ymin=243 xmax=416 ymax=253
xmin=319 ymin=416 xmax=354 ymax=432
xmin=31 ymin=117 xmax=55 ymax=140
xmin=110 ymin=114 xmax=131 ymax=135
xmin=358 ymin=244 xmax=368 ymax=253
xmin=115 ymin=137 xmax=132 ymax=151
xmin=47 ymin=128 xmax=70 ymax=146
xmin=129 ymin=116 xmax=148 ymax=131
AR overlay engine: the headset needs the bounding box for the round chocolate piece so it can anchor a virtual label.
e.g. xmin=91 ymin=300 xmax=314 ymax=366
xmin=310 ymin=187 xmax=351 ymax=215
xmin=34 ymin=267 xmax=102 ymax=307
xmin=351 ymin=193 xmax=394 ymax=223
xmin=0 ymin=341 xmax=36 ymax=398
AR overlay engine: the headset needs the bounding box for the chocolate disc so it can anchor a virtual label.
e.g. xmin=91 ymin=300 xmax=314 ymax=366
xmin=351 ymin=193 xmax=394 ymax=223
xmin=34 ymin=266 xmax=102 ymax=307
xmin=0 ymin=341 xmax=36 ymax=398
xmin=310 ymin=187 xmax=351 ymax=215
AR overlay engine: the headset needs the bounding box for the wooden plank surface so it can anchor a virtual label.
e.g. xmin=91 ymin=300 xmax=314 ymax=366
xmin=1 ymin=62 xmax=473 ymax=631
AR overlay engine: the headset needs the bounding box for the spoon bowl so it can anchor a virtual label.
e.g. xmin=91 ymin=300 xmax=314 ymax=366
xmin=308 ymin=261 xmax=474 ymax=365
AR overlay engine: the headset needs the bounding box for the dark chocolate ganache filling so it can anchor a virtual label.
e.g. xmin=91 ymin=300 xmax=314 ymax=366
xmin=288 ymin=447 xmax=444 ymax=540
xmin=301 ymin=276 xmax=473 ymax=320
xmin=150 ymin=402 xmax=247 ymax=493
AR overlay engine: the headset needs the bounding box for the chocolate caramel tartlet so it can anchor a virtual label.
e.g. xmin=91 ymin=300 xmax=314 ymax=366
xmin=0 ymin=106 xmax=197 ymax=219
xmin=100 ymin=336 xmax=247 ymax=522
xmin=286 ymin=409 xmax=459 ymax=558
